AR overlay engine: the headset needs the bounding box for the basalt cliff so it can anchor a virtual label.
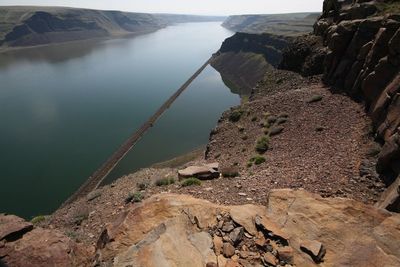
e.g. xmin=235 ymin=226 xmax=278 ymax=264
xmin=0 ymin=6 xmax=224 ymax=49
xmin=1 ymin=1 xmax=400 ymax=267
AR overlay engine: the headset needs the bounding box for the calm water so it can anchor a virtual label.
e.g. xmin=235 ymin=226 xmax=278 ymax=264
xmin=0 ymin=22 xmax=239 ymax=219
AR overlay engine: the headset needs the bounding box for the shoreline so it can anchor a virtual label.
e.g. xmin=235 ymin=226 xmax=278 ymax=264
xmin=0 ymin=28 xmax=164 ymax=54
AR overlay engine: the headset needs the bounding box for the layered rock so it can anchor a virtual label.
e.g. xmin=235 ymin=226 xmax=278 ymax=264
xmin=211 ymin=33 xmax=290 ymax=95
xmin=94 ymin=190 xmax=400 ymax=266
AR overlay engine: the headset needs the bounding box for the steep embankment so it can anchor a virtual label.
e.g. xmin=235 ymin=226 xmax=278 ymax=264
xmin=222 ymin=13 xmax=320 ymax=35
xmin=279 ymin=0 xmax=400 ymax=210
xmin=0 ymin=6 xmax=224 ymax=49
xmin=211 ymin=13 xmax=318 ymax=96
xmin=211 ymin=33 xmax=290 ymax=95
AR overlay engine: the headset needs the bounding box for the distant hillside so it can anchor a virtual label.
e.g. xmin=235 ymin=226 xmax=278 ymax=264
xmin=0 ymin=6 xmax=225 ymax=49
xmin=222 ymin=13 xmax=320 ymax=35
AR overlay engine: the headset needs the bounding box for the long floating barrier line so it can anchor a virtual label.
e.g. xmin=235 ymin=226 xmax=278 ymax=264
xmin=58 ymin=57 xmax=212 ymax=209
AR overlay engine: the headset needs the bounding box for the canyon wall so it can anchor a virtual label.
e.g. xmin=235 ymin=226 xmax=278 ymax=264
xmin=0 ymin=7 xmax=224 ymax=48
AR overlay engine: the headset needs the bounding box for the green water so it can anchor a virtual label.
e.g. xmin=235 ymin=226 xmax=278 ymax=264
xmin=0 ymin=22 xmax=239 ymax=219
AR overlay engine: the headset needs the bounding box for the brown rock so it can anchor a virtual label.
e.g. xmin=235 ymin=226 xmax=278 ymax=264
xmin=255 ymin=215 xmax=289 ymax=243
xmin=255 ymin=231 xmax=266 ymax=247
xmin=213 ymin=235 xmax=223 ymax=256
xmin=300 ymin=240 xmax=326 ymax=263
xmin=93 ymin=192 xmax=400 ymax=266
xmin=223 ymin=242 xmax=235 ymax=258
xmin=206 ymin=262 xmax=218 ymax=267
xmin=277 ymin=246 xmax=294 ymax=264
xmin=0 ymin=214 xmax=33 ymax=241
xmin=225 ymin=260 xmax=241 ymax=267
xmin=178 ymin=165 xmax=219 ymax=180
xmin=0 ymin=228 xmax=91 ymax=267
xmin=263 ymin=252 xmax=278 ymax=266
xmin=229 ymin=227 xmax=244 ymax=245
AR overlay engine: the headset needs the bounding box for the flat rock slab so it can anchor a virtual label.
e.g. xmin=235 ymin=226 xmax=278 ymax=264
xmin=178 ymin=164 xmax=220 ymax=180
xmin=95 ymin=190 xmax=400 ymax=267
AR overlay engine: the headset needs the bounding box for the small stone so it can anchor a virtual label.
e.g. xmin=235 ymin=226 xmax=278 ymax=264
xmin=238 ymin=193 xmax=247 ymax=196
xmin=206 ymin=262 xmax=217 ymax=267
xmin=204 ymin=187 xmax=213 ymax=192
xmin=223 ymin=242 xmax=235 ymax=258
xmin=255 ymin=232 xmax=266 ymax=247
xmin=222 ymin=221 xmax=235 ymax=232
xmin=263 ymin=252 xmax=278 ymax=266
xmin=246 ymin=198 xmax=253 ymax=201
xmin=229 ymin=227 xmax=244 ymax=245
xmin=300 ymin=240 xmax=326 ymax=263
xmin=213 ymin=236 xmax=223 ymax=256
xmin=277 ymin=246 xmax=294 ymax=264
xmin=244 ymin=232 xmax=253 ymax=238
xmin=231 ymin=255 xmax=239 ymax=261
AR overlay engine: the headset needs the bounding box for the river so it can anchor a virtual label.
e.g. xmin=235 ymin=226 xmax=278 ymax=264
xmin=0 ymin=22 xmax=239 ymax=219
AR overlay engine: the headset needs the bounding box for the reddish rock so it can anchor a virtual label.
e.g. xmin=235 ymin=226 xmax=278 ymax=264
xmin=277 ymin=246 xmax=294 ymax=265
xmin=0 ymin=214 xmax=33 ymax=241
xmin=0 ymin=228 xmax=92 ymax=267
xmin=263 ymin=252 xmax=278 ymax=266
xmin=300 ymin=239 xmax=326 ymax=263
xmin=223 ymin=242 xmax=235 ymax=258
xmin=213 ymin=236 xmax=223 ymax=256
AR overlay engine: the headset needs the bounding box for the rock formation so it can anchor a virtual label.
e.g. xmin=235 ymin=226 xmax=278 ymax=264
xmin=280 ymin=0 xmax=400 ymax=188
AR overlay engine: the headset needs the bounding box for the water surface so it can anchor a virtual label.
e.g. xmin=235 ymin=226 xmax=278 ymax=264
xmin=0 ymin=22 xmax=239 ymax=218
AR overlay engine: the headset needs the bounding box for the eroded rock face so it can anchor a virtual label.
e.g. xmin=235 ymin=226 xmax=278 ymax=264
xmin=0 ymin=214 xmax=92 ymax=267
xmin=95 ymin=190 xmax=400 ymax=267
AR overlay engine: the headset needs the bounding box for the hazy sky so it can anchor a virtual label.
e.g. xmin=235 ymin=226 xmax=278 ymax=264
xmin=0 ymin=0 xmax=324 ymax=15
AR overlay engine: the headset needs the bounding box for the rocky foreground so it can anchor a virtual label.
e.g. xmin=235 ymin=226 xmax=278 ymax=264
xmin=1 ymin=190 xmax=400 ymax=266
xmin=1 ymin=0 xmax=400 ymax=266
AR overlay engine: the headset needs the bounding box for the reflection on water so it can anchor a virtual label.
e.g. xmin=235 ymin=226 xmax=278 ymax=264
xmin=0 ymin=22 xmax=236 ymax=219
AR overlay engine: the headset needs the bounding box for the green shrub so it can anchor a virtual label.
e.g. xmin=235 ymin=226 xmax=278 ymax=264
xmin=125 ymin=191 xmax=143 ymax=203
xmin=31 ymin=215 xmax=46 ymax=225
xmin=255 ymin=136 xmax=270 ymax=153
xmin=249 ymin=155 xmax=265 ymax=165
xmin=269 ymin=126 xmax=284 ymax=136
xmin=307 ymin=95 xmax=323 ymax=103
xmin=276 ymin=118 xmax=288 ymax=125
xmin=181 ymin=177 xmax=202 ymax=187
xmin=229 ymin=109 xmax=244 ymax=122
xmin=155 ymin=177 xmax=175 ymax=186
xmin=221 ymin=166 xmax=239 ymax=178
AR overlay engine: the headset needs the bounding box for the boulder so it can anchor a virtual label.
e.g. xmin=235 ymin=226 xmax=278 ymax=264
xmin=222 ymin=242 xmax=235 ymax=258
xmin=0 ymin=214 xmax=33 ymax=241
xmin=0 ymin=215 xmax=92 ymax=267
xmin=178 ymin=164 xmax=220 ymax=180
